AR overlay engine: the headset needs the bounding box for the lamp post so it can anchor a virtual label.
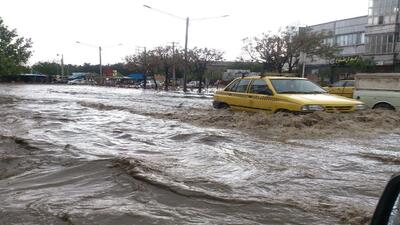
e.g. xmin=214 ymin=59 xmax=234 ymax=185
xmin=143 ymin=4 xmax=229 ymax=92
xmin=75 ymin=41 xmax=122 ymax=85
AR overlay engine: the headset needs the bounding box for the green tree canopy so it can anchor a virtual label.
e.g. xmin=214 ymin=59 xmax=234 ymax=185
xmin=32 ymin=61 xmax=59 ymax=75
xmin=0 ymin=17 xmax=32 ymax=76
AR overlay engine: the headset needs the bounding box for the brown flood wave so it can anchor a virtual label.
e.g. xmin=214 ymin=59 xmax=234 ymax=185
xmin=112 ymin=157 xmax=299 ymax=206
xmin=111 ymin=157 xmax=373 ymax=225
xmin=78 ymin=100 xmax=400 ymax=139
xmin=357 ymin=152 xmax=400 ymax=164
xmin=0 ymin=135 xmax=42 ymax=179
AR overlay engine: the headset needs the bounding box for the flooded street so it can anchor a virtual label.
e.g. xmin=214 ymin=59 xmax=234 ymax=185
xmin=0 ymin=84 xmax=399 ymax=225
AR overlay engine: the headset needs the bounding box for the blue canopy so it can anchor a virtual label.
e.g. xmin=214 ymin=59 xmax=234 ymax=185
xmin=127 ymin=74 xmax=144 ymax=80
xmin=20 ymin=74 xmax=47 ymax=77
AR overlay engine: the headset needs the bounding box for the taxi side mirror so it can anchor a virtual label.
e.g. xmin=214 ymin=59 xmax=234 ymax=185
xmin=371 ymin=174 xmax=400 ymax=225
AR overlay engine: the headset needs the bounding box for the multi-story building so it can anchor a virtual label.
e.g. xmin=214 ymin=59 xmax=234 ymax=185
xmin=307 ymin=0 xmax=400 ymax=79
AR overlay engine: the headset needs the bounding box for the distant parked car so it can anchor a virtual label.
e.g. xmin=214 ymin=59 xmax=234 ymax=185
xmin=67 ymin=79 xmax=97 ymax=85
xmin=187 ymin=81 xmax=200 ymax=88
xmin=67 ymin=79 xmax=86 ymax=85
xmin=140 ymin=80 xmax=161 ymax=89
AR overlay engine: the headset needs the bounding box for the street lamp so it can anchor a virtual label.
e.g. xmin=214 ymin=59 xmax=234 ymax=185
xmin=143 ymin=4 xmax=229 ymax=92
xmin=75 ymin=41 xmax=122 ymax=85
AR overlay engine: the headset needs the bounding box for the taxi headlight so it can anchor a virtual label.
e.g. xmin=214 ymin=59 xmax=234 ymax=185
xmin=301 ymin=105 xmax=325 ymax=111
xmin=355 ymin=104 xmax=368 ymax=110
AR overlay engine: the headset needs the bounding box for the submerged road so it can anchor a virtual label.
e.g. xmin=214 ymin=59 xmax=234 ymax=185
xmin=0 ymin=84 xmax=399 ymax=225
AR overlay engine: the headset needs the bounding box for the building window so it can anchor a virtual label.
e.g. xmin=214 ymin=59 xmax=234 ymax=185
xmin=361 ymin=33 xmax=365 ymax=44
xmin=366 ymin=33 xmax=395 ymax=54
xmin=374 ymin=16 xmax=379 ymax=25
xmin=368 ymin=17 xmax=373 ymax=25
xmin=378 ymin=16 xmax=384 ymax=24
xmin=336 ymin=33 xmax=365 ymax=46
xmin=368 ymin=0 xmax=399 ymax=25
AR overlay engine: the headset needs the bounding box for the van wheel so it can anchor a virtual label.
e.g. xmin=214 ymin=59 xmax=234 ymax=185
xmin=373 ymin=103 xmax=395 ymax=111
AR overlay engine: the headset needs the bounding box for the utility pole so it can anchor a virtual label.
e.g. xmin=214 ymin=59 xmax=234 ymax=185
xmin=142 ymin=5 xmax=228 ymax=92
xmin=170 ymin=41 xmax=179 ymax=89
xmin=301 ymin=52 xmax=306 ymax=78
xmin=99 ymin=46 xmax=103 ymax=85
xmin=76 ymin=41 xmax=122 ymax=85
xmin=61 ymin=54 xmax=65 ymax=80
xmin=183 ymin=17 xmax=189 ymax=92
xmin=143 ymin=47 xmax=147 ymax=89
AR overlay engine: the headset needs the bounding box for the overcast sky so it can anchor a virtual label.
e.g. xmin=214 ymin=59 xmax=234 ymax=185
xmin=1 ymin=0 xmax=367 ymax=65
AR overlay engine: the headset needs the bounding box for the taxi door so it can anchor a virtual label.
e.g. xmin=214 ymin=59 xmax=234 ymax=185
xmin=224 ymin=78 xmax=252 ymax=111
xmin=328 ymin=80 xmax=347 ymax=96
xmin=342 ymin=80 xmax=355 ymax=98
xmin=247 ymin=79 xmax=275 ymax=113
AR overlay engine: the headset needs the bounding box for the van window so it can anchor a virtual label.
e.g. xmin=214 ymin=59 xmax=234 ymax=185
xmin=249 ymin=79 xmax=272 ymax=95
xmin=236 ymin=79 xmax=251 ymax=93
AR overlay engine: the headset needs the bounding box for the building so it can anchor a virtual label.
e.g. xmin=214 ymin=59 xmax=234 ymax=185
xmin=307 ymin=0 xmax=400 ymax=79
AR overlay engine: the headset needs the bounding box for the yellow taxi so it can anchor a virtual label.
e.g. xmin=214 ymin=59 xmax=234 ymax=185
xmin=213 ymin=76 xmax=366 ymax=113
xmin=324 ymin=80 xmax=355 ymax=98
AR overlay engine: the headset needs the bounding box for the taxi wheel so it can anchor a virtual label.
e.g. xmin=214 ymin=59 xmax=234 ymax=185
xmin=275 ymin=109 xmax=291 ymax=114
xmin=219 ymin=103 xmax=230 ymax=109
xmin=214 ymin=102 xmax=230 ymax=109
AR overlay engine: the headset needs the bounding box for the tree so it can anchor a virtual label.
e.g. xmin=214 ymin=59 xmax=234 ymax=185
xmin=285 ymin=26 xmax=339 ymax=73
xmin=241 ymin=26 xmax=340 ymax=74
xmin=241 ymin=32 xmax=286 ymax=73
xmin=152 ymin=46 xmax=174 ymax=91
xmin=125 ymin=45 xmax=222 ymax=92
xmin=125 ymin=49 xmax=161 ymax=89
xmin=0 ymin=17 xmax=32 ymax=76
xmin=31 ymin=61 xmax=59 ymax=75
xmin=125 ymin=45 xmax=186 ymax=91
xmin=188 ymin=47 xmax=224 ymax=93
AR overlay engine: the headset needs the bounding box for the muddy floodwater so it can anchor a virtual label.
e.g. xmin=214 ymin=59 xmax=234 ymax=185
xmin=0 ymin=84 xmax=400 ymax=225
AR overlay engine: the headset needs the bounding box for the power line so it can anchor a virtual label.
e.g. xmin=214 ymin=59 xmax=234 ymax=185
xmin=143 ymin=5 xmax=185 ymax=20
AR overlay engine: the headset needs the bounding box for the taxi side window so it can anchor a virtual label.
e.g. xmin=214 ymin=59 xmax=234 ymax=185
xmin=225 ymin=79 xmax=240 ymax=92
xmin=250 ymin=79 xmax=273 ymax=95
xmin=235 ymin=79 xmax=251 ymax=93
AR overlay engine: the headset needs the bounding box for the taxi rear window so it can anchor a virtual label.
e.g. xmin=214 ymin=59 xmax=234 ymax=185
xmin=225 ymin=79 xmax=250 ymax=92
xmin=236 ymin=80 xmax=250 ymax=93
xmin=225 ymin=80 xmax=240 ymax=91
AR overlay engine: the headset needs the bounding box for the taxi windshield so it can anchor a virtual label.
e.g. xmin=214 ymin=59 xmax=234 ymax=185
xmin=270 ymin=79 xmax=327 ymax=94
